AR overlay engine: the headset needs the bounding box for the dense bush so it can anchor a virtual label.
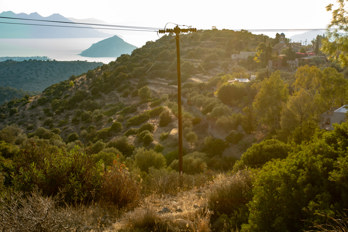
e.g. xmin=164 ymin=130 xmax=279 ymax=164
xmin=137 ymin=130 xmax=154 ymax=146
xmin=92 ymin=147 xmax=123 ymax=167
xmin=109 ymin=121 xmax=122 ymax=133
xmin=137 ymin=123 xmax=155 ymax=133
xmin=134 ymin=148 xmax=166 ymax=173
xmin=88 ymin=140 xmax=106 ymax=154
xmin=243 ymin=123 xmax=348 ymax=231
xmin=148 ymin=106 xmax=164 ymax=118
xmin=107 ymin=136 xmax=134 ymax=157
xmin=202 ymin=136 xmax=227 ymax=157
xmin=29 ymin=127 xmax=58 ymax=140
xmin=159 ymin=110 xmax=172 ymax=127
xmin=0 ymin=125 xmax=23 ymax=143
xmin=127 ymin=113 xmax=150 ymax=127
xmin=234 ymin=139 xmax=291 ymax=170
xmin=138 ymin=86 xmax=152 ymax=101
xmin=169 ymin=152 xmax=207 ymax=174
xmin=66 ymin=132 xmax=79 ymax=143
xmin=217 ymin=84 xmax=248 ymax=106
xmin=12 ymin=141 xmax=103 ymax=204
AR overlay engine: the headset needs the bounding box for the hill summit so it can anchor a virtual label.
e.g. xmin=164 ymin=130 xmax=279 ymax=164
xmin=80 ymin=35 xmax=137 ymax=58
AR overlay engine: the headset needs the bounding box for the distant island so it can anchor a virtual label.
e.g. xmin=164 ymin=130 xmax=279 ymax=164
xmin=80 ymin=35 xmax=137 ymax=58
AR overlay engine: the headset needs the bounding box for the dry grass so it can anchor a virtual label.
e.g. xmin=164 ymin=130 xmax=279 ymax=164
xmin=142 ymin=168 xmax=213 ymax=195
xmin=0 ymin=189 xmax=121 ymax=232
xmin=208 ymin=170 xmax=253 ymax=231
xmin=107 ymin=174 xmax=234 ymax=231
xmin=119 ymin=208 xmax=211 ymax=232
xmin=308 ymin=214 xmax=348 ymax=232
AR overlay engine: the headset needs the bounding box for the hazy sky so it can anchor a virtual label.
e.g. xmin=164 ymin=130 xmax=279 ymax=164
xmin=0 ymin=0 xmax=334 ymax=46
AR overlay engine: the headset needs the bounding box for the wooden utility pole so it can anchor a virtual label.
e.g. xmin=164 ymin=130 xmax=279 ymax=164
xmin=159 ymin=26 xmax=196 ymax=176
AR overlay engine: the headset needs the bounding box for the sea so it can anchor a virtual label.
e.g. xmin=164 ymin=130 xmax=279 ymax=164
xmin=0 ymin=38 xmax=117 ymax=64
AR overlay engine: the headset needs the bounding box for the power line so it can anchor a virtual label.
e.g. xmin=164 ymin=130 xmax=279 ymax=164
xmin=0 ymin=21 xmax=158 ymax=32
xmin=0 ymin=16 xmax=161 ymax=31
xmin=0 ymin=16 xmax=333 ymax=32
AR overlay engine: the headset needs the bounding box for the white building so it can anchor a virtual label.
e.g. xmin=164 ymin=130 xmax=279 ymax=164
xmin=322 ymin=105 xmax=348 ymax=130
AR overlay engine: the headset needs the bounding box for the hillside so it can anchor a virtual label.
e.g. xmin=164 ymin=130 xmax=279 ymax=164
xmin=0 ymin=86 xmax=34 ymax=105
xmin=0 ymin=29 xmax=271 ymax=159
xmin=0 ymin=60 xmax=103 ymax=92
xmin=1 ymin=29 xmax=348 ymax=231
xmin=80 ymin=35 xmax=137 ymax=57
xmin=0 ymin=11 xmax=110 ymax=38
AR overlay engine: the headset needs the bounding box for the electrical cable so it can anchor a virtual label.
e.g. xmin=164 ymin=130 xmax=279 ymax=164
xmin=0 ymin=16 xmax=338 ymax=33
xmin=0 ymin=16 xmax=161 ymax=31
xmin=0 ymin=21 xmax=158 ymax=32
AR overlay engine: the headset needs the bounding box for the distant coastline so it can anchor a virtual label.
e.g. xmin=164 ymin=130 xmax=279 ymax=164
xmin=0 ymin=56 xmax=50 ymax=62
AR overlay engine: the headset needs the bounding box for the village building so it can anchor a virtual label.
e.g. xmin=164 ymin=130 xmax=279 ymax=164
xmin=321 ymin=105 xmax=348 ymax=130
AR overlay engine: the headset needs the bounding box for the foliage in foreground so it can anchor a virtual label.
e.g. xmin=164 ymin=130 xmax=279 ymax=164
xmin=0 ymin=135 xmax=140 ymax=207
xmin=241 ymin=122 xmax=348 ymax=232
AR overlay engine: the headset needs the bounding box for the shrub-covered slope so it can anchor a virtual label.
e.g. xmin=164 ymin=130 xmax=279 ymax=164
xmin=0 ymin=60 xmax=103 ymax=92
xmin=0 ymin=30 xmax=272 ymax=163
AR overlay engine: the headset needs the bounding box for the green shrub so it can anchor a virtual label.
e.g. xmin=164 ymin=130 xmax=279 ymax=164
xmin=217 ymin=84 xmax=248 ymax=106
xmin=127 ymin=113 xmax=150 ymax=127
xmin=185 ymin=131 xmax=198 ymax=147
xmin=208 ymin=171 xmax=254 ymax=231
xmin=134 ymin=148 xmax=166 ymax=173
xmin=107 ymin=137 xmax=134 ymax=157
xmin=148 ymin=106 xmax=164 ymax=118
xmin=95 ymin=127 xmax=111 ymax=141
xmin=225 ymin=130 xmax=244 ymax=144
xmin=159 ymin=110 xmax=172 ymax=127
xmin=244 ymin=123 xmax=348 ymax=231
xmin=29 ymin=127 xmax=56 ymax=140
xmin=110 ymin=121 xmax=122 ymax=133
xmin=138 ymin=86 xmax=152 ymax=101
xmin=0 ymin=141 xmax=19 ymax=159
xmin=206 ymin=156 xmax=237 ymax=171
xmin=137 ymin=130 xmax=154 ymax=146
xmin=154 ymin=144 xmax=164 ymax=153
xmin=202 ymin=136 xmax=227 ymax=157
xmin=150 ymin=99 xmax=163 ymax=108
xmin=80 ymin=111 xmax=92 ymax=122
xmin=92 ymin=147 xmax=123 ymax=167
xmin=138 ymin=123 xmax=155 ymax=133
xmin=216 ymin=114 xmax=242 ymax=132
xmin=12 ymin=142 xmax=103 ymax=204
xmin=119 ymin=105 xmax=137 ymax=116
xmin=234 ymin=139 xmax=291 ymax=170
xmin=88 ymin=140 xmax=106 ymax=154
xmin=160 ymin=132 xmax=169 ymax=141
xmin=66 ymin=132 xmax=79 ymax=143
xmin=169 ymin=152 xmax=207 ymax=174
xmin=125 ymin=128 xmax=137 ymax=136
xmin=210 ymin=104 xmax=232 ymax=118
xmin=0 ymin=125 xmax=23 ymax=143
